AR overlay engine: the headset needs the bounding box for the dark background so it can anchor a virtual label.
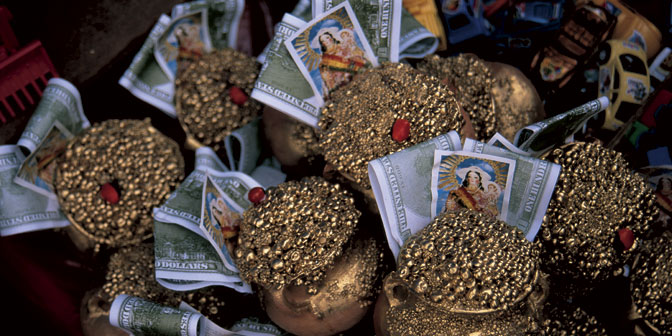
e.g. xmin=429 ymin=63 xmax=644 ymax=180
xmin=0 ymin=0 xmax=668 ymax=334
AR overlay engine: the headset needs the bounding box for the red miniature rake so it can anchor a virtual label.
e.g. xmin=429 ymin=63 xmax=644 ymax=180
xmin=0 ymin=6 xmax=58 ymax=124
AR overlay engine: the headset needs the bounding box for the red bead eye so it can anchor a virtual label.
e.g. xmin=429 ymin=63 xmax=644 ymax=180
xmin=229 ymin=86 xmax=248 ymax=106
xmin=100 ymin=182 xmax=119 ymax=204
xmin=618 ymin=228 xmax=634 ymax=251
xmin=392 ymin=118 xmax=410 ymax=142
xmin=248 ymin=187 xmax=266 ymax=205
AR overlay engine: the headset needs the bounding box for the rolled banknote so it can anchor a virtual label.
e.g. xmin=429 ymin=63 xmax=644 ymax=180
xmin=14 ymin=78 xmax=90 ymax=199
xmin=17 ymin=78 xmax=90 ymax=153
xmin=121 ymin=0 xmax=245 ymax=117
xmin=312 ymin=0 xmax=402 ymax=63
xmin=368 ymin=131 xmax=462 ymax=258
xmin=154 ymin=147 xmax=280 ymax=293
xmin=119 ymin=14 xmax=176 ymax=116
xmin=110 ymin=294 xmax=284 ymax=336
xmin=0 ymin=145 xmax=69 ymax=236
xmin=172 ymin=0 xmax=244 ymax=50
xmin=513 ymin=96 xmax=609 ymax=156
xmin=398 ymin=6 xmax=438 ymax=59
xmin=250 ymin=14 xmax=323 ymax=127
xmin=155 ymin=3 xmax=213 ymax=81
xmin=460 ymin=138 xmax=560 ymax=242
xmin=486 ymin=132 xmax=530 ymax=156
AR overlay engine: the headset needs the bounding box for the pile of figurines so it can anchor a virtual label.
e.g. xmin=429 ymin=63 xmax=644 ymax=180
xmin=6 ymin=1 xmax=671 ymax=335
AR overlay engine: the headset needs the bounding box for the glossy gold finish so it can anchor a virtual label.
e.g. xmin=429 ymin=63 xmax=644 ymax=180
xmin=262 ymin=106 xmax=320 ymax=168
xmin=374 ymin=210 xmax=545 ymax=336
xmin=176 ymin=49 xmax=262 ymax=154
xmin=55 ymin=119 xmax=184 ymax=249
xmin=318 ymin=62 xmax=463 ymax=189
xmin=485 ymin=61 xmax=545 ymax=141
xmin=263 ymin=239 xmax=382 ymax=336
xmin=539 ymin=142 xmax=657 ymax=289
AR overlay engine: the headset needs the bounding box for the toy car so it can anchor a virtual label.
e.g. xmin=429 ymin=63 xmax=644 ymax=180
xmin=529 ymin=3 xmax=615 ymax=96
xmin=514 ymin=0 xmax=563 ymax=25
xmin=440 ymin=0 xmax=492 ymax=44
xmin=585 ymin=0 xmax=662 ymax=59
xmin=596 ymin=39 xmax=650 ymax=130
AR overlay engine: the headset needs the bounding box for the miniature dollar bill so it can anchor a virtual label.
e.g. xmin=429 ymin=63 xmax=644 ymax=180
xmin=251 ymin=14 xmax=324 ymax=127
xmin=175 ymin=0 xmax=245 ymax=50
xmin=200 ymin=174 xmax=244 ymax=274
xmin=398 ymin=7 xmax=438 ymax=59
xmin=486 ymin=132 xmax=530 ymax=156
xmin=430 ymin=150 xmax=516 ymax=221
xmin=110 ymin=294 xmax=201 ymax=336
xmin=312 ymin=0 xmax=402 ymax=62
xmin=17 ymin=78 xmax=90 ymax=153
xmin=154 ymin=219 xmax=251 ymax=292
xmin=286 ymin=2 xmax=378 ymax=108
xmin=462 ymin=138 xmax=560 ymax=242
xmin=513 ymin=96 xmax=609 ymax=156
xmin=257 ymin=0 xmax=313 ymax=64
xmin=155 ymin=5 xmax=213 ymax=81
xmin=14 ymin=120 xmax=73 ymax=199
xmin=110 ymin=294 xmax=284 ymax=336
xmin=368 ymin=131 xmax=462 ymax=258
xmin=153 ymin=146 xmax=262 ymax=293
xmin=119 ymin=14 xmax=176 ymax=116
xmin=0 ymin=145 xmax=69 ymax=236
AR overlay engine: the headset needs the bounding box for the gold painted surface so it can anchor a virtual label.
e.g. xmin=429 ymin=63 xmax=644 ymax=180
xmin=418 ymin=54 xmax=496 ymax=140
xmin=539 ymin=142 xmax=657 ymax=288
xmin=176 ymin=49 xmax=262 ymax=154
xmin=319 ymin=62 xmax=463 ymax=189
xmin=262 ymin=239 xmax=383 ymax=336
xmin=631 ymin=234 xmax=672 ymax=335
xmin=235 ymin=177 xmax=360 ymax=292
xmin=81 ymin=244 xmax=228 ymax=336
xmin=55 ymin=119 xmax=184 ymax=248
xmin=262 ymin=106 xmax=320 ymax=168
xmin=485 ymin=61 xmax=545 ymax=141
xmin=375 ymin=209 xmax=545 ymax=336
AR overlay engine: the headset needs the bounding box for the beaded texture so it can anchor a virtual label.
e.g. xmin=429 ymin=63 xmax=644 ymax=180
xmin=176 ymin=49 xmax=262 ymax=153
xmin=318 ymin=62 xmax=462 ymax=189
xmin=235 ymin=177 xmax=360 ymax=293
xmin=417 ymin=54 xmax=496 ymax=140
xmin=631 ymin=234 xmax=672 ymax=335
xmin=540 ymin=142 xmax=656 ymax=288
xmin=56 ymin=119 xmax=184 ymax=247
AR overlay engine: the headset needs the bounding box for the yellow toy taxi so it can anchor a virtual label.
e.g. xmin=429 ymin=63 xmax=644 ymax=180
xmin=596 ymin=39 xmax=650 ymax=131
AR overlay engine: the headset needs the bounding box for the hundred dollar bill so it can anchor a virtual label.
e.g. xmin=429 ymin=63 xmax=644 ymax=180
xmin=17 ymin=78 xmax=90 ymax=153
xmin=110 ymin=295 xmax=284 ymax=336
xmin=14 ymin=121 xmax=73 ymax=199
xmin=110 ymin=295 xmax=201 ymax=336
xmin=153 ymin=147 xmax=262 ymax=293
xmin=462 ymin=138 xmax=560 ymax=242
xmin=513 ymin=96 xmax=609 ymax=156
xmin=174 ymin=0 xmax=244 ymax=50
xmin=313 ymin=0 xmax=402 ymax=62
xmin=0 ymin=145 xmax=69 ymax=236
xmin=256 ymin=0 xmax=312 ymax=64
xmin=398 ymin=7 xmax=438 ymax=59
xmin=486 ymin=132 xmax=530 ymax=156
xmin=286 ymin=2 xmax=378 ymax=105
xmin=154 ymin=219 xmax=251 ymax=292
xmin=155 ymin=4 xmax=213 ymax=81
xmin=119 ymin=14 xmax=176 ymax=116
xmin=250 ymin=14 xmax=323 ymax=127
xmin=368 ymin=131 xmax=462 ymax=258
